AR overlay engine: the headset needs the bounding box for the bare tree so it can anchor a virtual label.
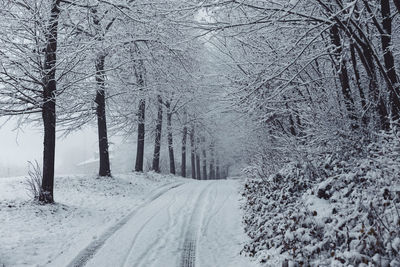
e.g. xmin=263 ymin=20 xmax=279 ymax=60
xmin=152 ymin=95 xmax=163 ymax=173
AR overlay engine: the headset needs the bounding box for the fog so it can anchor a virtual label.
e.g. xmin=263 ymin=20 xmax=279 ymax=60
xmin=0 ymin=118 xmax=182 ymax=178
xmin=0 ymin=118 xmax=105 ymax=177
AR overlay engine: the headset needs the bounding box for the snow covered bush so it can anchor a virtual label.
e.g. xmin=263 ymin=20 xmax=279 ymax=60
xmin=241 ymin=132 xmax=400 ymax=266
xmin=24 ymin=161 xmax=43 ymax=201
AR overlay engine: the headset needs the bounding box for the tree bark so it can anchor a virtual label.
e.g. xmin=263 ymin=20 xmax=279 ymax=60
xmin=201 ymin=136 xmax=207 ymax=180
xmin=209 ymin=143 xmax=215 ymax=179
xmin=330 ymin=24 xmax=359 ymax=130
xmin=196 ymin=137 xmax=201 ymax=180
xmin=393 ymin=0 xmax=400 ymax=13
xmin=152 ymin=95 xmax=163 ymax=173
xmin=380 ymin=0 xmax=400 ymax=124
xmin=224 ymin=165 xmax=230 ymax=179
xmin=354 ymin=41 xmax=389 ymax=130
xmin=284 ymin=96 xmax=297 ymax=136
xmin=134 ymin=57 xmax=145 ymax=172
xmin=91 ymin=7 xmax=111 ymax=177
xmin=350 ymin=42 xmax=368 ymax=128
xmin=39 ymin=0 xmax=61 ymax=204
xmin=181 ymin=124 xmax=187 ymax=177
xmin=135 ymin=99 xmax=145 ymax=172
xmin=216 ymin=157 xmax=220 ymax=180
xmin=364 ymin=47 xmax=390 ymax=130
xmin=190 ymin=126 xmax=196 ymax=179
xmin=356 ymin=1 xmax=392 ymax=130
xmin=166 ymin=101 xmax=175 ymax=174
xmin=95 ymin=53 xmax=111 ymax=177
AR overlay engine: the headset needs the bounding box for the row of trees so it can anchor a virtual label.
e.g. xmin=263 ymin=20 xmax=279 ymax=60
xmin=196 ymin=1 xmax=400 ymax=264
xmin=0 ymin=0 xmax=233 ymax=203
xmin=196 ymin=0 xmax=400 ymax=174
xmin=8 ymin=0 xmax=394 ymax=204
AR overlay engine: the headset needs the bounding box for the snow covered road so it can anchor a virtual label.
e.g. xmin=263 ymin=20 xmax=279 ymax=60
xmin=76 ymin=180 xmax=257 ymax=267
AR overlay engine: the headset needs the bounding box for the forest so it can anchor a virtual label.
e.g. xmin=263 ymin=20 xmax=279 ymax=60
xmin=0 ymin=0 xmax=400 ymax=266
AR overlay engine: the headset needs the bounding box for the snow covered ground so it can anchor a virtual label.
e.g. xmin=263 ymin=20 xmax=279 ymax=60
xmin=0 ymin=173 xmax=184 ymax=266
xmin=83 ymin=180 xmax=257 ymax=267
xmin=0 ymin=175 xmax=256 ymax=267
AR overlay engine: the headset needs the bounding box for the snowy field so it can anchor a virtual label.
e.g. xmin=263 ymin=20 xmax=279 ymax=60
xmin=0 ymin=173 xmax=184 ymax=266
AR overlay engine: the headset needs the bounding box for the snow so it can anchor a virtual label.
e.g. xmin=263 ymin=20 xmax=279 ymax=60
xmin=84 ymin=180 xmax=258 ymax=267
xmin=303 ymin=195 xmax=332 ymax=221
xmin=241 ymin=137 xmax=400 ymax=266
xmin=0 ymin=172 xmax=185 ymax=266
xmin=0 ymin=175 xmax=256 ymax=267
xmin=197 ymin=180 xmax=259 ymax=267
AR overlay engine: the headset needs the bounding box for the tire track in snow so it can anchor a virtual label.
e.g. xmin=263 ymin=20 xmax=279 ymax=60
xmin=197 ymin=182 xmax=236 ymax=265
xmin=132 ymin=185 xmax=189 ymax=267
xmin=180 ymin=181 xmax=215 ymax=267
xmin=132 ymin=181 xmax=214 ymax=267
xmin=65 ymin=182 xmax=184 ymax=267
xmin=201 ymin=182 xmax=233 ymax=236
xmin=181 ymin=238 xmax=196 ymax=267
xmin=122 ymin=185 xmax=182 ymax=267
xmin=195 ymin=183 xmax=221 ymax=265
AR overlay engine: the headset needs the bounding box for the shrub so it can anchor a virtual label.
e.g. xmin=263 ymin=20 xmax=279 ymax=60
xmin=241 ymin=133 xmax=400 ymax=266
xmin=24 ymin=161 xmax=43 ymax=201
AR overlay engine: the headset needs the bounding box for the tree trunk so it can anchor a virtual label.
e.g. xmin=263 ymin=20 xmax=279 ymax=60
xmin=91 ymin=7 xmax=111 ymax=177
xmin=380 ymin=0 xmax=400 ymax=124
xmin=95 ymin=53 xmax=111 ymax=177
xmin=209 ymin=143 xmax=215 ymax=179
xmin=135 ymin=98 xmax=145 ymax=172
xmin=354 ymin=41 xmax=389 ymax=130
xmin=216 ymin=157 xmax=220 ymax=179
xmin=196 ymin=137 xmax=201 ymax=180
xmin=181 ymin=124 xmax=187 ymax=177
xmin=330 ymin=24 xmax=359 ymax=130
xmin=201 ymin=136 xmax=207 ymax=180
xmin=190 ymin=126 xmax=196 ymax=179
xmin=364 ymin=47 xmax=390 ymax=130
xmin=166 ymin=101 xmax=175 ymax=174
xmin=393 ymin=0 xmax=400 ymax=13
xmin=224 ymin=165 xmax=230 ymax=179
xmin=39 ymin=0 xmax=61 ymax=204
xmin=284 ymin=96 xmax=297 ymax=136
xmin=220 ymin=167 xmax=226 ymax=180
xmin=350 ymin=42 xmax=368 ymax=128
xmin=152 ymin=95 xmax=163 ymax=173
xmin=134 ymin=56 xmax=145 ymax=172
